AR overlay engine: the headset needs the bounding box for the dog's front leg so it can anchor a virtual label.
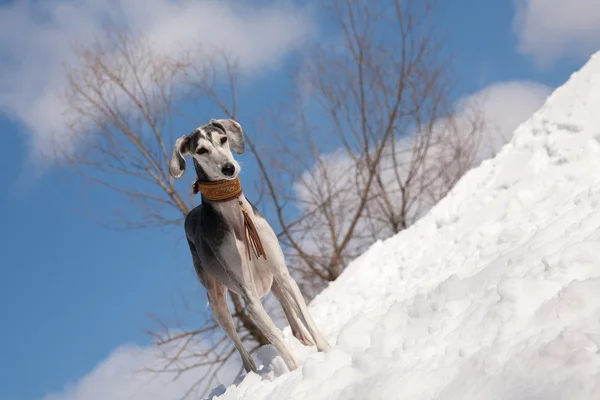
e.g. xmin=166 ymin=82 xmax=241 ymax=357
xmin=273 ymin=272 xmax=331 ymax=353
xmin=271 ymin=280 xmax=315 ymax=347
xmin=234 ymin=241 xmax=299 ymax=371
xmin=205 ymin=272 xmax=257 ymax=373
xmin=258 ymin=231 xmax=331 ymax=353
xmin=217 ymin=232 xmax=300 ymax=372
xmin=240 ymin=286 xmax=299 ymax=371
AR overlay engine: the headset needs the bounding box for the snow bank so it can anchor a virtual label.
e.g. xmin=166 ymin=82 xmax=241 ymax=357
xmin=213 ymin=52 xmax=600 ymax=399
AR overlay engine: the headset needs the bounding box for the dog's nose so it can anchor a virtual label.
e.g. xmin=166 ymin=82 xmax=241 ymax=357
xmin=222 ymin=163 xmax=236 ymax=177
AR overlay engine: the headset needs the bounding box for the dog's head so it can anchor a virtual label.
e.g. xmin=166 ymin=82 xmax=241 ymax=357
xmin=169 ymin=118 xmax=246 ymax=181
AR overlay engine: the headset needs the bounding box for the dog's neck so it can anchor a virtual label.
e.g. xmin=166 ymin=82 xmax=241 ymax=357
xmin=193 ymin=159 xmax=243 ymax=205
xmin=192 ymin=160 xmax=266 ymax=260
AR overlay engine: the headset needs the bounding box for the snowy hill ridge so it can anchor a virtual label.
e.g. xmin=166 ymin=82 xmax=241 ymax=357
xmin=215 ymin=52 xmax=600 ymax=399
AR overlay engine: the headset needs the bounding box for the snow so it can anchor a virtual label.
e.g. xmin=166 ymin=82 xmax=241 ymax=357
xmin=209 ymin=51 xmax=600 ymax=399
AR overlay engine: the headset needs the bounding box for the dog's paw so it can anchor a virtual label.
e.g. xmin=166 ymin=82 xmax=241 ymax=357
xmin=293 ymin=327 xmax=316 ymax=347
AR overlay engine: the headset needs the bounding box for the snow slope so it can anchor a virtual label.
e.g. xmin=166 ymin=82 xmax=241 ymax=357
xmin=212 ymin=52 xmax=600 ymax=400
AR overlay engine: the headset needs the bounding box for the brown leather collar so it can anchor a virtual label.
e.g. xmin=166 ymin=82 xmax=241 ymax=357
xmin=192 ymin=177 xmax=242 ymax=202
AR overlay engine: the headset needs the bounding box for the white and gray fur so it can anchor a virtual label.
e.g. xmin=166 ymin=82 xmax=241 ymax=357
xmin=169 ymin=118 xmax=330 ymax=372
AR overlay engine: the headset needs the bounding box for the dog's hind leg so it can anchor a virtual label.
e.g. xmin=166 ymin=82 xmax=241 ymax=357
xmin=205 ymin=274 xmax=257 ymax=373
xmin=272 ymin=281 xmax=315 ymax=347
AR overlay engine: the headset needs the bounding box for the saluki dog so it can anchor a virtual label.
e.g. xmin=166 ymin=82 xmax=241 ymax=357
xmin=169 ymin=118 xmax=330 ymax=372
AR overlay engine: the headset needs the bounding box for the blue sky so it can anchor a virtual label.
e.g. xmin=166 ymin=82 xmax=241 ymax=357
xmin=1 ymin=0 xmax=600 ymax=399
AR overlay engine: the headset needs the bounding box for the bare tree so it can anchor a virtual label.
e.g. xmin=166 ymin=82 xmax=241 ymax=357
xmin=251 ymin=0 xmax=484 ymax=298
xmin=56 ymin=30 xmax=273 ymax=397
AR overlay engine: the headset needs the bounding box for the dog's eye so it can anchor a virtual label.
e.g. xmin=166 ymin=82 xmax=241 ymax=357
xmin=220 ymin=136 xmax=228 ymax=144
xmin=197 ymin=147 xmax=208 ymax=155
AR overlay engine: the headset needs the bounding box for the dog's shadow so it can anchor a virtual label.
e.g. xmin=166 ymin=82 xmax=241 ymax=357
xmin=203 ymin=384 xmax=228 ymax=400
xmin=202 ymin=345 xmax=291 ymax=400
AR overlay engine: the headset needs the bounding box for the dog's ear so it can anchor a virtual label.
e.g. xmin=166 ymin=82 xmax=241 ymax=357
xmin=169 ymin=135 xmax=191 ymax=179
xmin=211 ymin=118 xmax=245 ymax=154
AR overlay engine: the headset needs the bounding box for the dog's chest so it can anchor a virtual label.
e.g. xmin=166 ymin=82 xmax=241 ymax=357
xmin=213 ymin=200 xmax=246 ymax=240
xmin=213 ymin=196 xmax=272 ymax=246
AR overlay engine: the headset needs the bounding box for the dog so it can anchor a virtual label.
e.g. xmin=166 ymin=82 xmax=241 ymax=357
xmin=169 ymin=118 xmax=330 ymax=372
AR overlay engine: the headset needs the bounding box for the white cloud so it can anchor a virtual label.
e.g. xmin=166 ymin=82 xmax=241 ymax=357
xmin=460 ymin=80 xmax=552 ymax=162
xmin=42 ymin=342 xmax=241 ymax=400
xmin=294 ymin=80 xmax=552 ymax=208
xmin=513 ymin=0 xmax=600 ymax=66
xmin=0 ymin=0 xmax=315 ymax=161
xmin=41 ymin=331 xmax=299 ymax=400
